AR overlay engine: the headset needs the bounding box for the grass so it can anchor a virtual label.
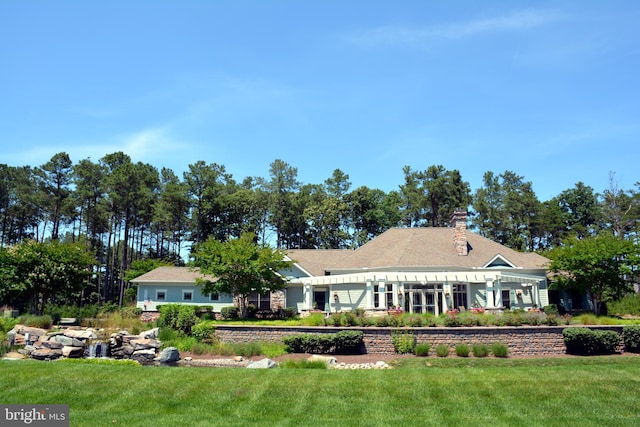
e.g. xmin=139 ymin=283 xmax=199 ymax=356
xmin=1 ymin=356 xmax=640 ymax=426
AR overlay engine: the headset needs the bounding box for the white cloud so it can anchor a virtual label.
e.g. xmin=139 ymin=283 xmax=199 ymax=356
xmin=347 ymin=8 xmax=561 ymax=47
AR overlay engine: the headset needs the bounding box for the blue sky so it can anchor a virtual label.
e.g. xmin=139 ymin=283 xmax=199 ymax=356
xmin=2 ymin=1 xmax=639 ymax=201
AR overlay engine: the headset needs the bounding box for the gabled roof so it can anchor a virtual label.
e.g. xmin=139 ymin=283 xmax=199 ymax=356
xmin=131 ymin=266 xmax=215 ymax=283
xmin=286 ymin=249 xmax=347 ymax=276
xmin=303 ymin=228 xmax=549 ymax=273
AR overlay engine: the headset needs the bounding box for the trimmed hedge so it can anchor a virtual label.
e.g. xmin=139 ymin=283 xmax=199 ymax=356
xmin=283 ymin=330 xmax=364 ymax=354
xmin=562 ymin=327 xmax=620 ymax=355
xmin=622 ymin=325 xmax=640 ymax=353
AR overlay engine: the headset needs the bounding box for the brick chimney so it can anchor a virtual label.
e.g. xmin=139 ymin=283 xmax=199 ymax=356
xmin=450 ymin=210 xmax=468 ymax=256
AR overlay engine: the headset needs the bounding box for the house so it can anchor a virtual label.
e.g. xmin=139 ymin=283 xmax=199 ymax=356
xmin=134 ymin=211 xmax=550 ymax=314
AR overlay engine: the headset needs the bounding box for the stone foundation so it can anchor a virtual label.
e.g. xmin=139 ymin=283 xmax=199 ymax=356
xmin=214 ymin=325 xmax=625 ymax=356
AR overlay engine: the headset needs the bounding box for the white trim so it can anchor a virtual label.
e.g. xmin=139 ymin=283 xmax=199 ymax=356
xmin=156 ymin=289 xmax=167 ymax=302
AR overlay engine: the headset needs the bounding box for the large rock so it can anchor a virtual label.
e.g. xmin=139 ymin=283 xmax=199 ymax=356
xmin=36 ymin=340 xmax=63 ymax=350
xmin=131 ymin=349 xmax=156 ymax=365
xmin=31 ymin=348 xmax=63 ymax=360
xmin=139 ymin=327 xmax=159 ymax=339
xmin=62 ymin=346 xmax=84 ymax=358
xmin=246 ymin=358 xmax=277 ymax=369
xmin=158 ymin=347 xmax=180 ymax=364
xmin=64 ymin=329 xmax=97 ymax=340
xmin=130 ymin=338 xmax=161 ymax=351
xmin=52 ymin=335 xmax=84 ymax=347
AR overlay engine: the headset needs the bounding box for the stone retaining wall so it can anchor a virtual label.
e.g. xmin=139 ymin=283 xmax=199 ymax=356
xmin=215 ymin=325 xmax=625 ymax=356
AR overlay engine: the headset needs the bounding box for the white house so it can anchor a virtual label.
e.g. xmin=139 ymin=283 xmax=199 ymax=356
xmin=134 ymin=211 xmax=550 ymax=314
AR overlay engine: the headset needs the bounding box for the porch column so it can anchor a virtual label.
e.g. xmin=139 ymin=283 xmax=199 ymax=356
xmin=366 ymin=280 xmax=374 ymax=309
xmin=485 ymin=279 xmax=495 ymax=308
xmin=495 ymin=279 xmax=503 ymax=307
xmin=304 ymin=283 xmax=312 ymax=310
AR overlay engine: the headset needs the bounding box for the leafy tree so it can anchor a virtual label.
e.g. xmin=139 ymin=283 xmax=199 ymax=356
xmin=472 ymin=170 xmax=540 ymax=251
xmin=1 ymin=240 xmax=95 ymax=314
xmin=346 ymin=186 xmax=402 ymax=247
xmin=548 ymin=233 xmax=639 ymax=315
xmin=191 ymin=233 xmax=293 ymax=318
xmin=556 ymin=182 xmax=602 ymax=239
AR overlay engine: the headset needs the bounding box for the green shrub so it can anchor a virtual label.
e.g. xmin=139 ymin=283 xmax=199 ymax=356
xmin=472 ymin=343 xmax=489 ymax=357
xmin=300 ymin=313 xmax=324 ymax=326
xmin=443 ymin=314 xmax=460 ymax=327
xmin=406 ymin=315 xmax=425 ymax=327
xmin=333 ymin=330 xmax=364 ymax=354
xmin=391 ymin=331 xmax=415 ymax=354
xmin=415 ymin=343 xmax=431 ymax=357
xmin=279 ymin=359 xmax=327 ymax=369
xmin=545 ymin=314 xmax=559 ymax=326
xmin=17 ymin=314 xmax=53 ymax=329
xmin=282 ymin=331 xmax=364 ymax=354
xmin=191 ymin=322 xmax=217 ymax=342
xmin=157 ymin=305 xmax=199 ymax=335
xmin=435 ymin=344 xmax=449 ymax=357
xmin=491 ymin=342 xmax=510 ymax=358
xmin=543 ymin=304 xmax=559 ymax=316
xmin=455 ymin=343 xmax=470 ymax=357
xmin=231 ymin=342 xmax=263 ymax=358
xmin=220 ymin=306 xmax=238 ymax=320
xmin=563 ymin=327 xmax=620 ymax=355
xmin=608 ymin=293 xmax=640 ymax=316
xmin=623 ymin=325 xmax=640 ymax=352
xmin=375 ymin=316 xmax=389 ymax=327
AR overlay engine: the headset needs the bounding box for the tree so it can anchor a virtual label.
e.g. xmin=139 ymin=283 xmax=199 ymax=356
xmin=264 ymin=159 xmax=300 ymax=248
xmin=191 ymin=233 xmax=293 ymax=318
xmin=472 ymin=170 xmax=540 ymax=251
xmin=1 ymin=240 xmax=95 ymax=314
xmin=38 ymin=152 xmax=73 ymax=240
xmin=548 ymin=234 xmax=639 ymax=315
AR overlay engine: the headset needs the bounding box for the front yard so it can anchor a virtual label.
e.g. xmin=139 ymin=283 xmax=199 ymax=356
xmin=2 ymin=356 xmax=640 ymax=426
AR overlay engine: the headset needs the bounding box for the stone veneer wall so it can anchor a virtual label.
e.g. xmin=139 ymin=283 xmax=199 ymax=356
xmin=214 ymin=325 xmax=625 ymax=356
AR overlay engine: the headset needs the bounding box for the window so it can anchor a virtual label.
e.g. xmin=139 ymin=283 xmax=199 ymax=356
xmin=374 ymin=284 xmax=380 ymax=308
xmin=156 ymin=290 xmax=166 ymax=302
xmin=248 ymin=292 xmax=271 ymax=310
xmin=182 ymin=290 xmax=193 ymax=302
xmin=502 ymin=290 xmax=511 ymax=309
xmin=386 ymin=285 xmax=394 ymax=308
xmin=452 ymin=284 xmax=468 ymax=311
xmin=210 ymin=293 xmax=219 ymax=302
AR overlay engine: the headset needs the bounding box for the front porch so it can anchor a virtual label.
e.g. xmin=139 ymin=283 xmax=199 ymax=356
xmin=291 ymin=270 xmax=548 ymax=315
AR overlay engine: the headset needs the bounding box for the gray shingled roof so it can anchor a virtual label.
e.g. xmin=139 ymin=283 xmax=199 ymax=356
xmin=131 ymin=266 xmax=215 ymax=283
xmin=290 ymin=228 xmax=549 ymax=275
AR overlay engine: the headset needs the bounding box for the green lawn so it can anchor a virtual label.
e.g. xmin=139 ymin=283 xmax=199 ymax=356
xmin=2 ymin=356 xmax=640 ymax=427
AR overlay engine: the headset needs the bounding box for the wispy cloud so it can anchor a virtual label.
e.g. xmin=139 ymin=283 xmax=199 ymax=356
xmin=347 ymin=9 xmax=561 ymax=47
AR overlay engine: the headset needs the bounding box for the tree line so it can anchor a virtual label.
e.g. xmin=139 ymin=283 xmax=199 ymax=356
xmin=1 ymin=151 xmax=639 ymax=311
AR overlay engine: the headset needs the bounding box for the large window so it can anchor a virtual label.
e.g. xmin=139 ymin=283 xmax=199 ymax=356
xmin=248 ymin=292 xmax=271 ymax=310
xmin=452 ymin=284 xmax=468 ymax=311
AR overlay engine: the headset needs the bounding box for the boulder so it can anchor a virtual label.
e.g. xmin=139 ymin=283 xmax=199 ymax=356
xmin=139 ymin=327 xmax=159 ymax=339
xmin=36 ymin=340 xmax=63 ymax=350
xmin=31 ymin=348 xmax=63 ymax=360
xmin=131 ymin=349 xmax=156 ymax=365
xmin=130 ymin=338 xmax=161 ymax=351
xmin=246 ymin=358 xmax=277 ymax=369
xmin=62 ymin=346 xmax=84 ymax=358
xmin=52 ymin=335 xmax=84 ymax=347
xmin=64 ymin=329 xmax=97 ymax=340
xmin=158 ymin=347 xmax=180 ymax=364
